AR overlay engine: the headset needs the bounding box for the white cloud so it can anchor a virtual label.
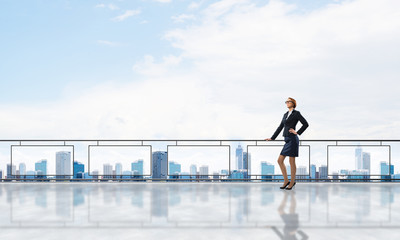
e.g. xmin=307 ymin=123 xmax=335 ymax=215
xmin=132 ymin=54 xmax=182 ymax=76
xmin=171 ymin=14 xmax=196 ymax=23
xmin=95 ymin=3 xmax=119 ymax=10
xmin=154 ymin=0 xmax=172 ymax=3
xmin=111 ymin=9 xmax=141 ymax=22
xmin=188 ymin=1 xmax=204 ymax=10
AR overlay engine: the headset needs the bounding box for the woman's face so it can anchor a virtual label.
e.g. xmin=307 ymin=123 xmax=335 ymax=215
xmin=285 ymin=99 xmax=293 ymax=108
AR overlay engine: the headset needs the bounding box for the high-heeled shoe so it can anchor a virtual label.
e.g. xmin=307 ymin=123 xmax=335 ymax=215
xmin=285 ymin=181 xmax=296 ymax=190
xmin=280 ymin=181 xmax=290 ymax=189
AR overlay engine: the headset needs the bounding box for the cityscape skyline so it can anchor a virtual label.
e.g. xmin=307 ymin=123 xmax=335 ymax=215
xmin=1 ymin=144 xmax=399 ymax=181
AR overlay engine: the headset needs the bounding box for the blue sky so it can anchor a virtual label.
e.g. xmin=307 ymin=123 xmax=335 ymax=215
xmin=1 ymin=0 xmax=184 ymax=102
xmin=0 ymin=0 xmax=345 ymax=103
xmin=0 ymin=0 xmax=399 ymax=141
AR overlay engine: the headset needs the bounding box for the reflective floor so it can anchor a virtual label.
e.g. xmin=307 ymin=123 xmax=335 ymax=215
xmin=0 ymin=182 xmax=399 ymax=239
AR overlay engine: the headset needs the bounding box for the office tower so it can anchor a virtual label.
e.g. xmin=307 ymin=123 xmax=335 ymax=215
xmin=310 ymin=164 xmax=317 ymax=179
xmin=115 ymin=163 xmax=123 ymax=176
xmin=261 ymin=161 xmax=275 ymax=175
xmin=0 ymin=170 xmax=2 ymax=179
xmin=261 ymin=161 xmax=274 ymax=181
xmin=123 ymin=170 xmax=133 ymax=179
xmin=7 ymin=164 xmax=16 ymax=178
xmin=168 ymin=161 xmax=181 ymax=179
xmin=236 ymin=145 xmax=243 ymax=170
xmin=190 ymin=164 xmax=197 ymax=175
xmin=362 ymin=152 xmax=371 ymax=173
xmin=297 ymin=166 xmax=308 ymax=175
xmin=230 ymin=169 xmax=245 ymax=179
xmin=319 ymin=165 xmax=328 ymax=180
xmin=19 ymin=163 xmax=26 ymax=175
xmin=380 ymin=161 xmax=394 ymax=182
xmin=168 ymin=161 xmax=181 ymax=175
xmin=36 ymin=170 xmax=44 ymax=178
xmin=243 ymin=152 xmax=251 ymax=175
xmin=199 ymin=165 xmax=209 ymax=179
xmin=355 ymin=145 xmax=363 ymax=170
xmin=103 ymin=163 xmax=113 ymax=178
xmin=56 ymin=151 xmax=71 ymax=178
xmin=35 ymin=159 xmax=47 ymax=178
xmin=73 ymin=161 xmax=85 ymax=179
xmin=131 ymin=159 xmax=144 ymax=175
xmin=26 ymin=170 xmax=35 ymax=179
xmin=152 ymin=151 xmax=167 ymax=179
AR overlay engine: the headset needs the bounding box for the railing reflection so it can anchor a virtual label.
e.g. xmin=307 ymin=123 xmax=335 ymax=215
xmin=0 ymin=183 xmax=398 ymax=230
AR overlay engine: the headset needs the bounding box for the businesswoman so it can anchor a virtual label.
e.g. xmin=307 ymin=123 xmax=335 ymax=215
xmin=265 ymin=97 xmax=309 ymax=190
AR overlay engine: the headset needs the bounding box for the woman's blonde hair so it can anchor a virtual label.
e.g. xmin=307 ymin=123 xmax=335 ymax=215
xmin=288 ymin=97 xmax=297 ymax=108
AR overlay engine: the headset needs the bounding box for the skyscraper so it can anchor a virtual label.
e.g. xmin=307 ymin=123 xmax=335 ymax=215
xmin=103 ymin=163 xmax=113 ymax=178
xmin=261 ymin=161 xmax=275 ymax=175
xmin=131 ymin=159 xmax=144 ymax=175
xmin=355 ymin=145 xmax=363 ymax=170
xmin=297 ymin=166 xmax=308 ymax=179
xmin=199 ymin=165 xmax=209 ymax=179
xmin=362 ymin=152 xmax=371 ymax=173
xmin=243 ymin=152 xmax=251 ymax=175
xmin=73 ymin=161 xmax=84 ymax=179
xmin=7 ymin=164 xmax=16 ymax=179
xmin=152 ymin=151 xmax=167 ymax=179
xmin=380 ymin=161 xmax=394 ymax=182
xmin=56 ymin=151 xmax=71 ymax=178
xmin=19 ymin=163 xmax=26 ymax=175
xmin=115 ymin=163 xmax=123 ymax=176
xmin=319 ymin=165 xmax=328 ymax=180
xmin=236 ymin=145 xmax=243 ymax=170
xmin=310 ymin=164 xmax=316 ymax=179
xmin=169 ymin=161 xmax=181 ymax=175
xmin=297 ymin=166 xmax=308 ymax=175
xmin=168 ymin=161 xmax=181 ymax=179
xmin=190 ymin=164 xmax=197 ymax=175
xmin=35 ymin=159 xmax=47 ymax=178
xmin=261 ymin=161 xmax=274 ymax=180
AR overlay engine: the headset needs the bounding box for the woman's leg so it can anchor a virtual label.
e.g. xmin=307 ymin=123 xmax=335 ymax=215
xmin=278 ymin=154 xmax=289 ymax=185
xmin=288 ymin=157 xmax=296 ymax=187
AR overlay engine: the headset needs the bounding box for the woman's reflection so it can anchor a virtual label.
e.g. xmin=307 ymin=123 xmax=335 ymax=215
xmin=272 ymin=191 xmax=308 ymax=240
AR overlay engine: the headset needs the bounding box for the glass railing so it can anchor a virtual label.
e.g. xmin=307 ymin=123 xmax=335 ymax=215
xmin=1 ymin=139 xmax=399 ymax=181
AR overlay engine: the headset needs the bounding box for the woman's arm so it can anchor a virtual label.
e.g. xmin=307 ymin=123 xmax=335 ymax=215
xmin=270 ymin=119 xmax=284 ymax=140
xmin=296 ymin=111 xmax=309 ymax=135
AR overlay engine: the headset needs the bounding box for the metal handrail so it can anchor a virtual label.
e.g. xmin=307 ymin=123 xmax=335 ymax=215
xmin=1 ymin=139 xmax=398 ymax=182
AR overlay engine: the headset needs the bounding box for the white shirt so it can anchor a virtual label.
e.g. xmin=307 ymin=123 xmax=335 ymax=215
xmin=286 ymin=109 xmax=293 ymax=119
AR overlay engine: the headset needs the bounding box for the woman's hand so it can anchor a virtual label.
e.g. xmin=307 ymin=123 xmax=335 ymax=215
xmin=289 ymin=128 xmax=297 ymax=135
xmin=265 ymin=138 xmax=272 ymax=141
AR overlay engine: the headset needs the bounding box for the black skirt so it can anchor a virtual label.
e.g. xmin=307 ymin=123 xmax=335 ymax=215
xmin=280 ymin=135 xmax=299 ymax=157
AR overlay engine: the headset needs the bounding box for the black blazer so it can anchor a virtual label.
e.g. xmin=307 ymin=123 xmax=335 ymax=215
xmin=271 ymin=109 xmax=309 ymax=140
